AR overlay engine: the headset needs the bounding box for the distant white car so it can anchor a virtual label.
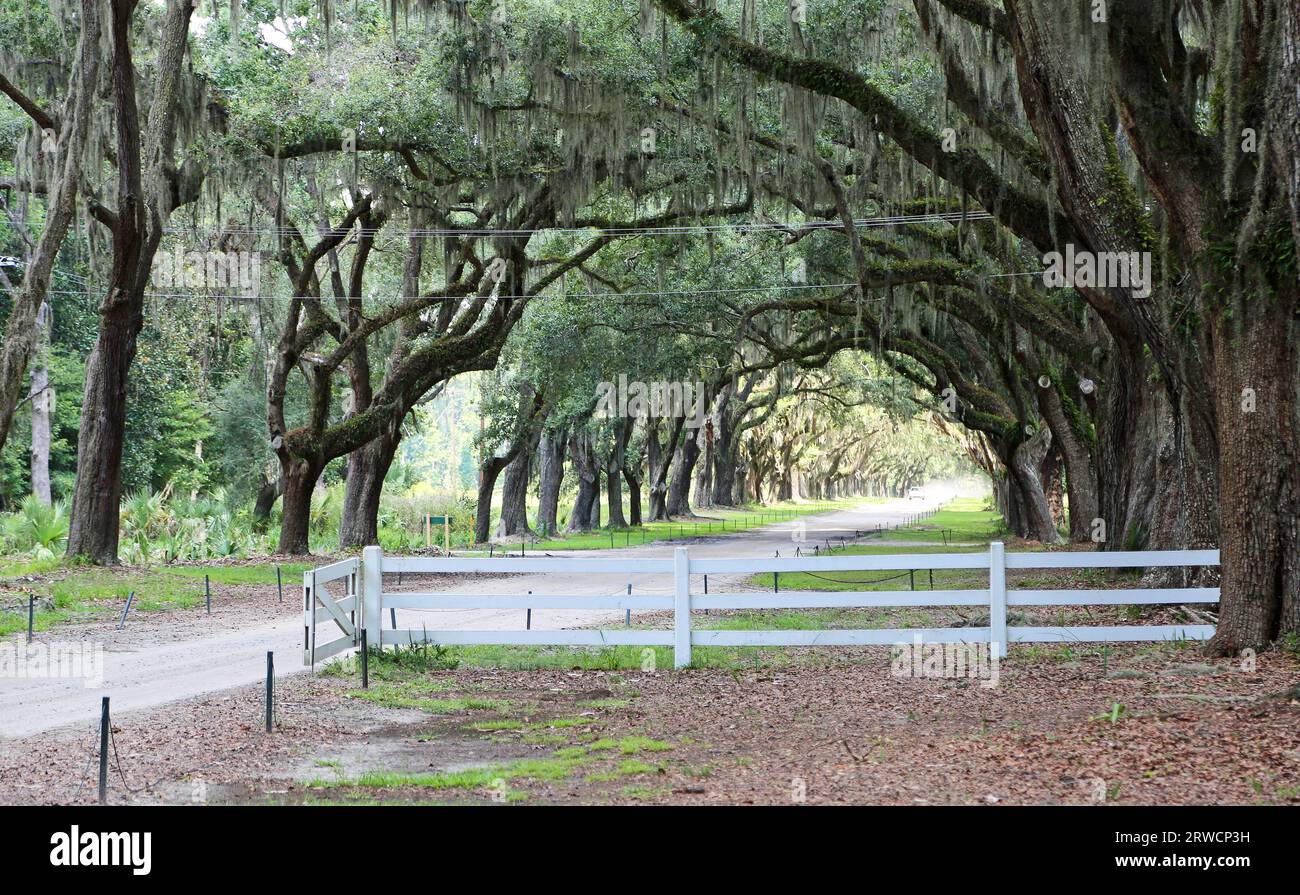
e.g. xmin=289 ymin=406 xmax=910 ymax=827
xmin=907 ymin=487 xmax=923 ymax=500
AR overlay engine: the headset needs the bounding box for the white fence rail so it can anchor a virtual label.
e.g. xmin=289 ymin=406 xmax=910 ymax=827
xmin=299 ymin=543 xmax=1220 ymax=669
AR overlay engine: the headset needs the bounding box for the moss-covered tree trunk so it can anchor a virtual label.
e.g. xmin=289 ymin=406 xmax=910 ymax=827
xmin=1206 ymin=281 xmax=1300 ymax=653
xmin=278 ymin=456 xmax=322 ymax=556
xmin=497 ymin=428 xmax=540 ymax=539
xmin=535 ymin=430 xmax=566 ymax=536
xmin=646 ymin=415 xmax=685 ymax=521
xmin=339 ymin=428 xmax=400 ymax=550
xmin=68 ymin=0 xmax=196 ymax=564
xmin=29 ymin=303 xmax=52 ymax=506
xmin=666 ymin=427 xmax=701 ymax=518
xmin=0 ymin=0 xmax=100 ymax=459
xmin=566 ymin=430 xmax=599 ymax=532
xmin=604 ymin=417 xmax=629 ymax=529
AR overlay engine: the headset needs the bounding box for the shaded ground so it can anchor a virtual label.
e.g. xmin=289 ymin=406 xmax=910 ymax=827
xmin=4 ymin=495 xmax=1291 ymax=806
xmin=2 ymin=639 xmax=1295 ymax=806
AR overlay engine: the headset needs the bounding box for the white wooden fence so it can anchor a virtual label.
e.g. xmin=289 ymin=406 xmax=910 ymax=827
xmin=304 ymin=543 xmax=1219 ymax=668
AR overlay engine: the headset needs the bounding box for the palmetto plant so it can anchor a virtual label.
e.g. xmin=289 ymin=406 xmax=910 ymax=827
xmin=310 ymin=484 xmax=343 ymax=536
xmin=121 ymin=489 xmax=170 ymax=545
xmin=20 ymin=496 xmax=69 ymax=557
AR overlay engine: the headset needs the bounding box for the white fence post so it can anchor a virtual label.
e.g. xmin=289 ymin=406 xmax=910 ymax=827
xmin=302 ymin=570 xmax=315 ymax=667
xmin=362 ymin=545 xmax=383 ymax=653
xmin=989 ymin=540 xmax=1007 ymax=660
xmin=673 ymin=546 xmax=691 ymax=668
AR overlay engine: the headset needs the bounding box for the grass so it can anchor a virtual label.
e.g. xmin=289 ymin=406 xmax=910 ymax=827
xmin=701 ymin=608 xmax=899 ymax=631
xmin=466 ymin=716 xmax=602 ymax=734
xmin=306 ymin=646 xmax=677 ymax=803
xmin=347 ymin=680 xmax=503 ymax=713
xmin=0 ymin=560 xmax=313 ymax=635
xmin=166 ymin=563 xmax=314 ymax=585
xmin=307 ymin=733 xmax=677 ymax=799
xmin=743 ymin=499 xmax=1016 ymax=593
xmin=877 ymin=497 xmax=1006 ymax=544
xmin=585 ymin=759 xmax=659 ymax=782
xmin=0 ymin=555 xmax=65 ymax=578
xmin=588 ymin=735 xmax=674 ymax=754
xmin=749 ymin=543 xmax=991 ymax=593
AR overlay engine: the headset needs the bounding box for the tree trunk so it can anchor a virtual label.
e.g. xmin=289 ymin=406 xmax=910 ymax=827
xmin=693 ymin=417 xmax=715 ymax=509
xmin=253 ymin=471 xmax=281 ymax=528
xmin=65 ymin=0 xmax=196 ymax=564
xmin=1042 ymin=448 xmax=1064 ymax=529
xmin=1008 ymin=428 xmax=1063 ymax=544
xmin=605 ymin=419 xmax=628 ymax=528
xmin=278 ymin=456 xmax=322 ymax=556
xmin=536 ymin=429 xmax=566 ymax=537
xmin=732 ymin=451 xmax=749 ymax=504
xmin=711 ymin=382 xmax=741 ymax=506
xmin=475 ymin=450 xmax=513 ymax=544
xmin=621 ymin=417 xmax=642 ymax=526
xmin=666 ymin=427 xmax=701 ymax=517
xmin=473 ymin=386 xmax=544 ymax=544
xmin=0 ymin=0 xmax=100 ymax=458
xmin=566 ymin=430 xmax=599 ymax=532
xmin=339 ymin=429 xmax=400 ymax=549
xmin=623 ymin=465 xmax=642 ymax=526
xmin=66 ymin=293 xmax=140 ymax=562
xmin=588 ymin=467 xmax=602 ymax=528
xmin=1207 ymin=295 xmax=1300 ymax=654
xmin=646 ymin=415 xmax=686 ymax=521
xmin=497 ymin=429 xmax=539 ymax=539
xmin=29 ymin=302 xmax=52 ymax=505
xmin=713 ymin=438 xmax=738 ymax=507
xmin=1015 ymin=327 xmax=1101 ymax=543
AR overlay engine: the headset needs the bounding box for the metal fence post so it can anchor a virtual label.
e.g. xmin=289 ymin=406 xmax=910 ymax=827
xmin=360 ymin=629 xmax=369 ymax=688
xmin=989 ymin=541 xmax=1007 ymax=661
xmin=673 ymin=546 xmax=691 ymax=669
xmin=265 ymin=652 xmax=274 ymax=732
xmin=362 ymin=546 xmax=384 ymax=653
xmin=98 ymin=696 xmax=109 ymax=805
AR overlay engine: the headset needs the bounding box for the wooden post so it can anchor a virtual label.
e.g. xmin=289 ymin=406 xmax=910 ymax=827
xmin=362 ymin=546 xmax=383 ymax=656
xmin=302 ymin=570 xmax=315 ymax=668
xmin=989 ymin=541 xmax=1007 ymax=661
xmin=425 ymin=514 xmax=431 ymax=548
xmin=443 ymin=516 xmax=450 ymax=554
xmin=673 ymin=547 xmax=691 ymax=668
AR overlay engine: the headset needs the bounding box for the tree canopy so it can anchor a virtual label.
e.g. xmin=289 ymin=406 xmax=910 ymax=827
xmin=1 ymin=0 xmax=1296 ymax=653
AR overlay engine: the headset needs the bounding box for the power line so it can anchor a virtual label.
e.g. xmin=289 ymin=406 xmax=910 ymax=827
xmin=42 ymin=280 xmax=884 ymax=304
xmin=160 ymin=210 xmax=994 ymax=240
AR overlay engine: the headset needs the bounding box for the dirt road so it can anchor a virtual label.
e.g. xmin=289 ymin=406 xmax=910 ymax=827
xmin=0 ymin=494 xmax=950 ymax=739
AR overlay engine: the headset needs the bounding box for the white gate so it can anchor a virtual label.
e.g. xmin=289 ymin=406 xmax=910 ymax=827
xmin=303 ymin=558 xmax=360 ymax=667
